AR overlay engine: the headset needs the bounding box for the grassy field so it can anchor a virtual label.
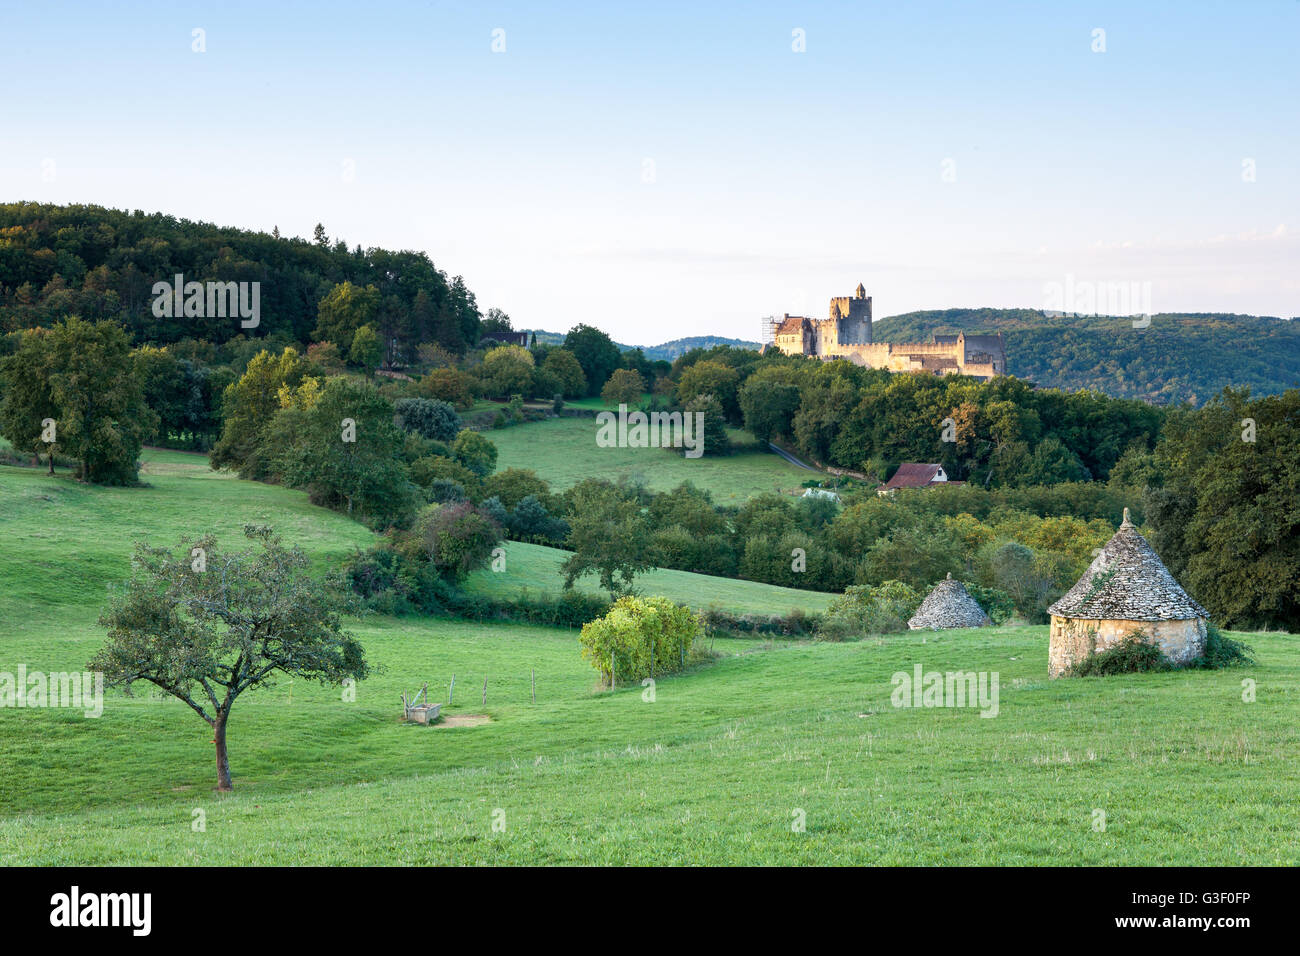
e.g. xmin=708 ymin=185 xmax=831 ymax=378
xmin=487 ymin=416 xmax=811 ymax=501
xmin=464 ymin=540 xmax=834 ymax=616
xmin=561 ymin=393 xmax=652 ymax=411
xmin=1 ymin=451 xmax=1297 ymax=865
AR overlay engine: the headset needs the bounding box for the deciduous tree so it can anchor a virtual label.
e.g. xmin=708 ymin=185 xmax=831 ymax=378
xmin=91 ymin=526 xmax=368 ymax=791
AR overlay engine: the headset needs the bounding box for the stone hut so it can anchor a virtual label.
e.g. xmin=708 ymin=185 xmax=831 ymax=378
xmin=1047 ymin=508 xmax=1208 ymax=677
xmin=908 ymin=574 xmax=992 ymax=630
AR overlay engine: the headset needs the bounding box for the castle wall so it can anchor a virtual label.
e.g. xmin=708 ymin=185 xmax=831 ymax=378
xmin=1048 ymin=616 xmax=1207 ymax=678
xmin=770 ymin=288 xmax=1001 ymax=379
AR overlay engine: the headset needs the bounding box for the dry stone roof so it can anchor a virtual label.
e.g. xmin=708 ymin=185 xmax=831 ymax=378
xmin=1047 ymin=509 xmax=1208 ymax=621
xmin=908 ymin=574 xmax=992 ymax=629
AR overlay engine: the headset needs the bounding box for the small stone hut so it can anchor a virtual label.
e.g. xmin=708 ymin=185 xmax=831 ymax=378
xmin=908 ymin=574 xmax=992 ymax=630
xmin=1047 ymin=508 xmax=1208 ymax=677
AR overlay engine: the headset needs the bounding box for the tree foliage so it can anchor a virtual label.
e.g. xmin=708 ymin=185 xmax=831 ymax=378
xmin=393 ymin=397 xmax=461 ymax=442
xmin=1145 ymin=387 xmax=1300 ymax=630
xmin=0 ymin=317 xmax=156 ymax=483
xmin=90 ymin=525 xmax=368 ymax=790
xmin=579 ymin=595 xmax=701 ymax=683
xmin=561 ymin=479 xmax=653 ymax=596
xmin=270 ymin=376 xmax=419 ymax=528
xmin=563 ymin=324 xmax=621 ymax=397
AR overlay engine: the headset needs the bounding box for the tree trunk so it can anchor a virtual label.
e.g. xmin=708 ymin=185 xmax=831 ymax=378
xmin=214 ymin=713 xmax=232 ymax=791
xmin=47 ymin=451 xmax=54 ymax=475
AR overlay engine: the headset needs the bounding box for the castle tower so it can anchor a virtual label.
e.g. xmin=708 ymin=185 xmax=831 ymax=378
xmin=829 ymin=282 xmax=872 ymax=346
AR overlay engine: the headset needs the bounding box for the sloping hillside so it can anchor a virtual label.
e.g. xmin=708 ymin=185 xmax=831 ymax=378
xmin=874 ymin=308 xmax=1300 ymax=405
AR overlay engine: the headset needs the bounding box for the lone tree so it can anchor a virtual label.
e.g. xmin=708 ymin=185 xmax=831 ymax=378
xmin=560 ymin=479 xmax=652 ymax=597
xmin=91 ymin=525 xmax=368 ymax=791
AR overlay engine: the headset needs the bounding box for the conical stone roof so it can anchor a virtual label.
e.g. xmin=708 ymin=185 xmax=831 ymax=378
xmin=907 ymin=574 xmax=992 ymax=629
xmin=1047 ymin=509 xmax=1208 ymax=621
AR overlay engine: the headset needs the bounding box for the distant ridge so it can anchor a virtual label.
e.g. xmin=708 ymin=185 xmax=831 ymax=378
xmin=634 ymin=335 xmax=761 ymax=361
xmin=873 ymin=308 xmax=1299 ymax=406
xmin=522 ymin=331 xmax=760 ymax=362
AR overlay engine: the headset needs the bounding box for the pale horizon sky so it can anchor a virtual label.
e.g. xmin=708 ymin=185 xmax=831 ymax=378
xmin=3 ymin=0 xmax=1297 ymax=345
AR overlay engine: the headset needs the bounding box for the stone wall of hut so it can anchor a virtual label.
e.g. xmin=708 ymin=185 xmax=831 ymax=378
xmin=1048 ymin=616 xmax=1207 ymax=677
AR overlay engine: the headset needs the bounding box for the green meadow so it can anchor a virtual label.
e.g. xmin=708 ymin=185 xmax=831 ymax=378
xmin=487 ymin=416 xmax=810 ymax=501
xmin=0 ymin=449 xmax=1296 ymax=865
xmin=463 ymin=540 xmax=834 ymax=616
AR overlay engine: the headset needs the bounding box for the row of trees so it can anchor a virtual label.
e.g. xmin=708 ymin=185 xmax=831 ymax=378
xmin=652 ymin=343 xmax=1165 ymax=488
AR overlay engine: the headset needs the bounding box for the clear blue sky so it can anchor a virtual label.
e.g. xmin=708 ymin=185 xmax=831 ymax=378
xmin=3 ymin=0 xmax=1296 ymax=343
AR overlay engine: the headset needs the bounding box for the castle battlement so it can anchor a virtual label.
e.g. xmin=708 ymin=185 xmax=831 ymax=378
xmin=769 ymin=285 xmax=1006 ymax=381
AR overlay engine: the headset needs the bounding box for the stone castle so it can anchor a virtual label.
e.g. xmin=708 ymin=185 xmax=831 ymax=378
xmin=767 ymin=283 xmax=1006 ymax=380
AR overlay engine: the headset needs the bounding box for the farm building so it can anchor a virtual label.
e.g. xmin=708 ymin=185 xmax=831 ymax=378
xmin=878 ymin=463 xmax=965 ymax=495
xmin=908 ymin=574 xmax=992 ymax=629
xmin=1046 ymin=508 xmax=1209 ymax=677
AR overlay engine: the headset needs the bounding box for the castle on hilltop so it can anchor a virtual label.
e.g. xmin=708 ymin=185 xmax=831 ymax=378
xmin=765 ymin=283 xmax=1007 ymax=381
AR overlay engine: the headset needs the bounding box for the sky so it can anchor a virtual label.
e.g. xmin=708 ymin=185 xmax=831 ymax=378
xmin=3 ymin=0 xmax=1297 ymax=345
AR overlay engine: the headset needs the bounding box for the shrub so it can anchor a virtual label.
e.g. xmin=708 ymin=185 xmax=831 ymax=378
xmin=1067 ymin=630 xmax=1171 ymax=676
xmin=580 ymin=595 xmax=702 ymax=684
xmin=482 ymin=468 xmax=553 ymax=509
xmin=961 ymin=582 xmax=1015 ymax=624
xmin=1186 ymin=625 xmax=1255 ymax=669
xmin=1069 ymin=624 xmax=1254 ymax=677
xmin=506 ymin=589 xmax=611 ymax=628
xmin=417 ymin=367 xmax=475 ymax=408
xmin=403 ymin=502 xmax=503 ymax=580
xmin=425 ymin=478 xmax=468 ymax=504
xmin=451 ymin=429 xmax=497 ymax=477
xmin=817 ymin=581 xmax=922 ymax=641
xmin=402 ymin=433 xmax=451 ymax=465
xmin=699 ymin=607 xmax=821 ymax=637
xmin=410 ymin=454 xmax=482 ymax=499
xmin=394 ymin=397 xmax=462 ymax=442
xmin=507 ymin=494 xmax=568 ymax=544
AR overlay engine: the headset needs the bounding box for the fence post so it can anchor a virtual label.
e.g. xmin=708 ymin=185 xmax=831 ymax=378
xmin=481 ymin=676 xmax=488 ymax=708
xmin=449 ymin=674 xmax=455 ymax=705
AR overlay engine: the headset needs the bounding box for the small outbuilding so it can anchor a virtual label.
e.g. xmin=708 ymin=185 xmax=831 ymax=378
xmin=879 ymin=462 xmax=964 ymax=494
xmin=1047 ymin=508 xmax=1209 ymax=677
xmin=908 ymin=574 xmax=992 ymax=630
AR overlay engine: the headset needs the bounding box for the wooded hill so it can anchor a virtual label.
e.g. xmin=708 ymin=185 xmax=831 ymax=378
xmin=0 ymin=202 xmax=482 ymax=360
xmin=874 ymin=308 xmax=1300 ymax=406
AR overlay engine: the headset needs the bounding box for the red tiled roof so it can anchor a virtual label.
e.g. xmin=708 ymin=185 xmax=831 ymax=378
xmin=775 ymin=315 xmax=807 ymax=335
xmin=884 ymin=462 xmax=944 ymax=489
